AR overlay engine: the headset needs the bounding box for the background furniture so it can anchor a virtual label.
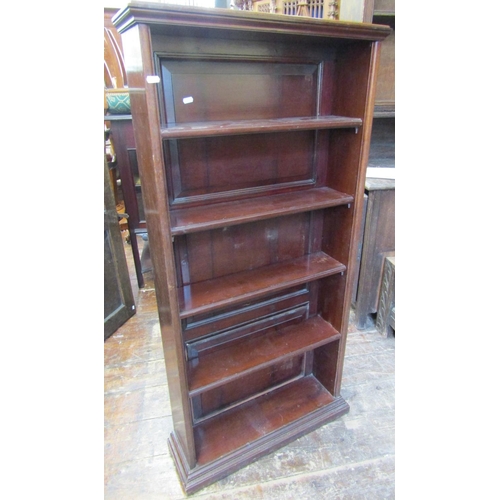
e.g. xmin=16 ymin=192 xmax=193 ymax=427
xmin=368 ymin=0 xmax=395 ymax=167
xmin=104 ymin=7 xmax=127 ymax=89
xmin=104 ymin=146 xmax=136 ymax=340
xmin=105 ymin=8 xmax=149 ymax=288
xmin=368 ymin=0 xmax=395 ymax=166
xmin=351 ymin=0 xmax=395 ymax=330
xmin=353 ymin=177 xmax=394 ymax=329
xmin=105 ymin=115 xmax=148 ymax=288
xmin=114 ymin=4 xmax=389 ymax=493
xmin=249 ymin=0 xmax=340 ymax=19
xmin=376 ymin=254 xmax=395 ymax=336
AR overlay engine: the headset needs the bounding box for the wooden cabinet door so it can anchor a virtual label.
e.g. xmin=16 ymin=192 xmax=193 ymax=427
xmin=104 ymin=155 xmax=135 ymax=340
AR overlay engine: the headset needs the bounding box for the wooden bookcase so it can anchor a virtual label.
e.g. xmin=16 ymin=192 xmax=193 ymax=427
xmin=113 ymin=4 xmax=390 ymax=494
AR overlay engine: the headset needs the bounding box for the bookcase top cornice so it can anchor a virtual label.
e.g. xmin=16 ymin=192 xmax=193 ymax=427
xmin=113 ymin=2 xmax=391 ymax=41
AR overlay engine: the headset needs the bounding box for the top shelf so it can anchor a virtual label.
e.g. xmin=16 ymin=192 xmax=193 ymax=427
xmin=160 ymin=115 xmax=362 ymax=140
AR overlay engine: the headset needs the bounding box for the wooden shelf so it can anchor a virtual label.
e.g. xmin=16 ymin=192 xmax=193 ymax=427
xmin=178 ymin=252 xmax=345 ymax=319
xmin=194 ymin=375 xmax=337 ymax=466
xmin=188 ymin=315 xmax=340 ymax=395
xmin=171 ymin=187 xmax=353 ymax=235
xmin=160 ymin=115 xmax=362 ymax=139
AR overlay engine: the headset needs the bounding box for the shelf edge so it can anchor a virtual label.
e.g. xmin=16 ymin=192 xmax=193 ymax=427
xmin=171 ymin=188 xmax=354 ymax=236
xmin=188 ymin=320 xmax=341 ymax=396
xmin=178 ymin=253 xmax=346 ymax=319
xmin=160 ymin=116 xmax=362 ymax=139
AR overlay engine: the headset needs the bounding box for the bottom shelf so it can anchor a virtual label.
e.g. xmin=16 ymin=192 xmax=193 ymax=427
xmin=168 ymin=375 xmax=349 ymax=494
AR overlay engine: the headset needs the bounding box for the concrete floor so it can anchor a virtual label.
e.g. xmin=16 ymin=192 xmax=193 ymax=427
xmin=104 ymin=236 xmax=395 ymax=499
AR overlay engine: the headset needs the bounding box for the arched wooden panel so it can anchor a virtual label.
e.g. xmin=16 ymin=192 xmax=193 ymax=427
xmin=104 ymin=27 xmax=126 ymax=88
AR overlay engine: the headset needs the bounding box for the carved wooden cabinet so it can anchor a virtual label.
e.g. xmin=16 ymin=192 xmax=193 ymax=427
xmin=113 ymin=4 xmax=389 ymax=494
xmin=353 ymin=177 xmax=395 ymax=329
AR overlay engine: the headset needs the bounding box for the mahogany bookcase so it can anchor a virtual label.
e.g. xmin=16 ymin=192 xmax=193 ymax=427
xmin=113 ymin=3 xmax=390 ymax=494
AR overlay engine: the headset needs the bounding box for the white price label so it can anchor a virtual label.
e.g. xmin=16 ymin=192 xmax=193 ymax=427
xmin=146 ymin=75 xmax=160 ymax=84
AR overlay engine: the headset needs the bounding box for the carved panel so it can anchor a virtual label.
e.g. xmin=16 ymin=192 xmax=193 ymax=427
xmin=375 ymin=255 xmax=395 ymax=337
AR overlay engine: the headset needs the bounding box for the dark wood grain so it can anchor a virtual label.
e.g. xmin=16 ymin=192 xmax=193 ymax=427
xmin=170 ymin=392 xmax=349 ymax=494
xmin=194 ymin=375 xmax=335 ymax=466
xmin=166 ymin=131 xmax=315 ymax=205
xmin=113 ymin=3 xmax=391 ymax=41
xmin=120 ymin=23 xmax=198 ymax=467
xmin=160 ymin=116 xmax=362 ymax=139
xmin=160 ymin=59 xmax=318 ymax=125
xmin=183 ymin=286 xmax=309 ymax=342
xmin=188 ymin=315 xmax=340 ymax=395
xmin=171 ymin=187 xmax=353 ymax=235
xmin=188 ymin=304 xmax=308 ymax=355
xmin=178 ymin=252 xmax=345 ymax=318
xmin=197 ymin=355 xmax=304 ymax=420
xmin=180 ymin=213 xmax=310 ymax=286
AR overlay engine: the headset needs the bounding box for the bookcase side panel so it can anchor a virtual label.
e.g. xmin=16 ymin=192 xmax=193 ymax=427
xmin=120 ymin=23 xmax=197 ymax=467
xmin=331 ymin=42 xmax=383 ymax=395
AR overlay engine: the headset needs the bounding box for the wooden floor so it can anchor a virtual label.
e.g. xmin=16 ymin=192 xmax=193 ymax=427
xmin=104 ymin=234 xmax=395 ymax=499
